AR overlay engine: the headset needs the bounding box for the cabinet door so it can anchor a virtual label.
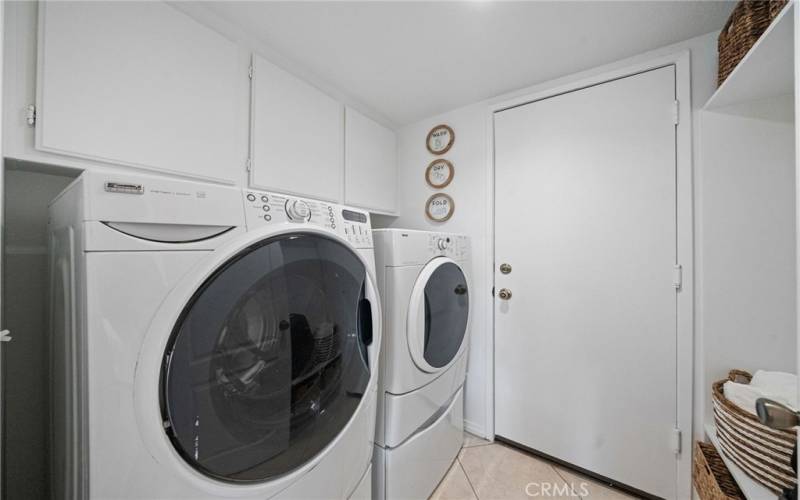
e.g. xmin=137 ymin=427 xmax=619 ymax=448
xmin=36 ymin=2 xmax=239 ymax=183
xmin=344 ymin=108 xmax=397 ymax=213
xmin=251 ymin=54 xmax=344 ymax=202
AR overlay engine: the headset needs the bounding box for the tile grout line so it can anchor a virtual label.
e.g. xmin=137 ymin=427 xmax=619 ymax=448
xmin=551 ymin=464 xmax=584 ymax=500
xmin=463 ymin=434 xmax=494 ymax=449
xmin=457 ymin=453 xmax=481 ymax=500
xmin=463 ymin=442 xmax=493 ymax=449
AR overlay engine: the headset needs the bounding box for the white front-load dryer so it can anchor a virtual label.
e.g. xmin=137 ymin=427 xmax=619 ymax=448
xmin=372 ymin=229 xmax=471 ymax=500
xmin=48 ymin=171 xmax=380 ymax=500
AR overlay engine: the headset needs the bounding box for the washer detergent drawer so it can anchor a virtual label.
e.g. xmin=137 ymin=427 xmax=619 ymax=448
xmin=384 ymin=353 xmax=466 ymax=447
xmin=385 ymin=388 xmax=464 ymax=500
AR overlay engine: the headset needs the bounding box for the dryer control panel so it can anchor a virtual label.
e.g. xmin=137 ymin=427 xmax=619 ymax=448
xmin=243 ymin=190 xmax=373 ymax=248
xmin=373 ymin=229 xmax=470 ymax=267
xmin=427 ymin=233 xmax=469 ymax=260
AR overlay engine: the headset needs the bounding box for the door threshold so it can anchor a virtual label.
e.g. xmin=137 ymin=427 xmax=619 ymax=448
xmin=494 ymin=435 xmax=663 ymax=500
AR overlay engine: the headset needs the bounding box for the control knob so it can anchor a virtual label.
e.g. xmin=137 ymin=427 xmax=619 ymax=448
xmin=437 ymin=238 xmax=449 ymax=250
xmin=286 ymin=199 xmax=311 ymax=221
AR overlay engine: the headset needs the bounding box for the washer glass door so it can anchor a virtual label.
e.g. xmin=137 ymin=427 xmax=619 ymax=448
xmin=161 ymin=233 xmax=372 ymax=483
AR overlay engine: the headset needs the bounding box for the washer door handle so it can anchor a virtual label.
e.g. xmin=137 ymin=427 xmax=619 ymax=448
xmin=357 ymin=298 xmax=373 ymax=346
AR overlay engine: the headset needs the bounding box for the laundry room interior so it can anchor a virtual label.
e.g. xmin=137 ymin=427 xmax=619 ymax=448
xmin=0 ymin=1 xmax=798 ymax=499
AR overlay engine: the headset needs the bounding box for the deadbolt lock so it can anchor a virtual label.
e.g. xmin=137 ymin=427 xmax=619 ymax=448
xmin=499 ymin=263 xmax=512 ymax=274
xmin=498 ymin=288 xmax=512 ymax=300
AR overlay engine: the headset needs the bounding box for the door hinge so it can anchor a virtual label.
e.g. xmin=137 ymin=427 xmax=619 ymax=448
xmin=672 ymin=264 xmax=683 ymax=290
xmin=248 ymin=65 xmax=254 ymax=79
xmin=245 ymin=158 xmax=253 ymax=171
xmin=672 ymin=100 xmax=680 ymax=125
xmin=671 ymin=428 xmax=682 ymax=455
xmin=26 ymin=104 xmax=36 ymax=126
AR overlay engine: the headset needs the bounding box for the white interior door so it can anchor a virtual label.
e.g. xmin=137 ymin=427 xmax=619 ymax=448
xmin=494 ymin=66 xmax=678 ymax=499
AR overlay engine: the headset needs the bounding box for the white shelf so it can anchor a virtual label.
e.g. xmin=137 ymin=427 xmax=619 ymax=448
xmin=704 ymin=424 xmax=776 ymax=500
xmin=704 ymin=2 xmax=794 ymax=111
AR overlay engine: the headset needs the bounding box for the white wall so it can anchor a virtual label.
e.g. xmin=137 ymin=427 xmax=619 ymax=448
xmin=389 ymin=32 xmax=720 ymax=439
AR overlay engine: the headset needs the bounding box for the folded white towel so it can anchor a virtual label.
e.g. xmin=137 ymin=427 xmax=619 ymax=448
xmin=750 ymin=370 xmax=798 ymax=407
xmin=723 ymin=370 xmax=797 ymax=416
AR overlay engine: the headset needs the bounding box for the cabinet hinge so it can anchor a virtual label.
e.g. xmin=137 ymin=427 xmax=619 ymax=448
xmin=26 ymin=104 xmax=36 ymax=126
xmin=672 ymin=100 xmax=680 ymax=125
xmin=245 ymin=158 xmax=252 ymax=171
xmin=672 ymin=264 xmax=683 ymax=290
xmin=671 ymin=428 xmax=682 ymax=455
xmin=248 ymin=65 xmax=254 ymax=79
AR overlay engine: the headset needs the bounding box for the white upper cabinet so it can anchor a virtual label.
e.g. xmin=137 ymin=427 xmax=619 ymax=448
xmin=36 ymin=2 xmax=239 ymax=183
xmin=250 ymin=54 xmax=344 ymax=202
xmin=344 ymin=107 xmax=397 ymax=214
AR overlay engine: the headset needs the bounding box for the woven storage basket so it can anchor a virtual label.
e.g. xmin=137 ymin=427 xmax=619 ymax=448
xmin=712 ymin=369 xmax=797 ymax=493
xmin=769 ymin=0 xmax=790 ymax=19
xmin=717 ymin=0 xmax=789 ymax=86
xmin=694 ymin=441 xmax=745 ymax=500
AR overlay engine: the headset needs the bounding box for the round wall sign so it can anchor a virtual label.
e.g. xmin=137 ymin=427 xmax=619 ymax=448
xmin=425 ymin=159 xmax=454 ymax=189
xmin=426 ymin=124 xmax=455 ymax=155
xmin=425 ymin=193 xmax=455 ymax=222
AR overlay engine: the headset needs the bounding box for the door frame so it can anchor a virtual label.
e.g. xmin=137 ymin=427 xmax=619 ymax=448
xmin=484 ymin=51 xmax=693 ymax=499
xmin=796 ymin=3 xmax=800 ymax=487
xmin=1 ymin=1 xmax=6 ymax=495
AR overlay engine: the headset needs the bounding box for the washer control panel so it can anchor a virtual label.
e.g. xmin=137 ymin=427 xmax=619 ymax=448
xmin=427 ymin=233 xmax=469 ymax=259
xmin=243 ymin=190 xmax=373 ymax=248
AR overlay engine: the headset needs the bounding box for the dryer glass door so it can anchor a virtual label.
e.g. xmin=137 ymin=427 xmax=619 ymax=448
xmin=422 ymin=261 xmax=469 ymax=368
xmin=160 ymin=233 xmax=372 ymax=483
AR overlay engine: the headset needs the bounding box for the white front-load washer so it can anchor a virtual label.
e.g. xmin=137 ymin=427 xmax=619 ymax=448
xmin=372 ymin=229 xmax=471 ymax=500
xmin=48 ymin=171 xmax=380 ymax=500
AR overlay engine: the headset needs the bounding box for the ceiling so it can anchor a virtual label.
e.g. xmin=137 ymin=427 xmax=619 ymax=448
xmin=202 ymin=1 xmax=735 ymax=127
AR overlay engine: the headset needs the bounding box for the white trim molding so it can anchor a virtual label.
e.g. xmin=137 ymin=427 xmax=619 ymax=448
xmin=463 ymin=419 xmax=486 ymax=439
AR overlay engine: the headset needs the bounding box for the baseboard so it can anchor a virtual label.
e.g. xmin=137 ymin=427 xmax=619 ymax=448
xmin=464 ymin=419 xmax=487 ymax=439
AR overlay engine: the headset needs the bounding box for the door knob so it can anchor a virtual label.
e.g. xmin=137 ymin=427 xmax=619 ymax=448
xmin=499 ymin=263 xmax=512 ymax=274
xmin=498 ymin=288 xmax=512 ymax=300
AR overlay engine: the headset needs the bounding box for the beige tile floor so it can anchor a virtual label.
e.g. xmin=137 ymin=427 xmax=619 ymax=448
xmin=430 ymin=434 xmax=638 ymax=500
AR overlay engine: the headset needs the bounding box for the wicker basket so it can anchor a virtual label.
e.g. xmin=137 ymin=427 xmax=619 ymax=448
xmin=718 ymin=0 xmax=789 ymax=86
xmin=694 ymin=441 xmax=745 ymax=500
xmin=712 ymin=369 xmax=797 ymax=493
xmin=769 ymin=0 xmax=790 ymax=19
